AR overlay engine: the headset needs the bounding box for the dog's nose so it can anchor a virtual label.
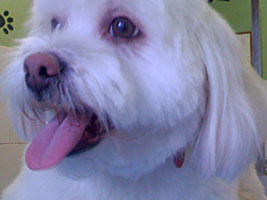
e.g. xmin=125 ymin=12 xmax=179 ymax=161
xmin=24 ymin=53 xmax=60 ymax=92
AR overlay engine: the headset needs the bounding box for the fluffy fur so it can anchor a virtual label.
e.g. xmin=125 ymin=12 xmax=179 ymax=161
xmin=1 ymin=0 xmax=267 ymax=199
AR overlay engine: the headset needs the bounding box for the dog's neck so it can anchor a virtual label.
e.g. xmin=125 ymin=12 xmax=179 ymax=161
xmin=19 ymin=148 xmax=237 ymax=200
xmin=71 ymin=156 xmax=236 ymax=200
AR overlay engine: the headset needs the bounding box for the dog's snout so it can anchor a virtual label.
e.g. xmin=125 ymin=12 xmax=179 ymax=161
xmin=24 ymin=52 xmax=60 ymax=93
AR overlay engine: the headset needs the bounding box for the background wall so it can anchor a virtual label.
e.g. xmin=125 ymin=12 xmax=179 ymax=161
xmin=210 ymin=0 xmax=267 ymax=79
xmin=0 ymin=0 xmax=32 ymax=46
xmin=211 ymin=0 xmax=252 ymax=32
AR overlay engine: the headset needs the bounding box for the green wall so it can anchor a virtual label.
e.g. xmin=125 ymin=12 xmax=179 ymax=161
xmin=211 ymin=0 xmax=252 ymax=33
xmin=211 ymin=0 xmax=267 ymax=79
xmin=0 ymin=0 xmax=32 ymax=46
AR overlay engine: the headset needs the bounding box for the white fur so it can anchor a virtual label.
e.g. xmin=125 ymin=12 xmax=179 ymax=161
xmin=1 ymin=0 xmax=267 ymax=199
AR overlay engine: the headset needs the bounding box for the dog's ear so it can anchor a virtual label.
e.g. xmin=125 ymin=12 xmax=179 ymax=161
xmin=192 ymin=7 xmax=267 ymax=180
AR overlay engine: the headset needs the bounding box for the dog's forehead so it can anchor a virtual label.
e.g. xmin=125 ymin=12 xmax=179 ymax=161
xmin=32 ymin=0 xmax=171 ymax=36
xmin=34 ymin=0 xmax=166 ymax=15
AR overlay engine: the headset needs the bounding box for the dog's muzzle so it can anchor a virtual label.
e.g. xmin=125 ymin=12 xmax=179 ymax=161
xmin=23 ymin=52 xmax=114 ymax=170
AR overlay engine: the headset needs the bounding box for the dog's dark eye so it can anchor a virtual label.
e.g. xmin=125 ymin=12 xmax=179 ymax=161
xmin=110 ymin=17 xmax=140 ymax=39
xmin=51 ymin=18 xmax=62 ymax=31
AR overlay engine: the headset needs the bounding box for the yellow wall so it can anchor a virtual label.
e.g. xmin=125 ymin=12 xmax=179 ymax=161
xmin=0 ymin=0 xmax=32 ymax=46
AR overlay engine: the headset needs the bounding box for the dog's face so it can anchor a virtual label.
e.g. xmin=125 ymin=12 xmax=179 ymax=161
xmin=3 ymin=0 xmax=266 ymax=180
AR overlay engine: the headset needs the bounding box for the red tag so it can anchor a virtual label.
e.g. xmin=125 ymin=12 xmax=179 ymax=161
xmin=174 ymin=151 xmax=185 ymax=168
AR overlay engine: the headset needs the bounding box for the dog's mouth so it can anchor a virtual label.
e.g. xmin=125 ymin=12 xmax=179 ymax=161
xmin=68 ymin=113 xmax=107 ymax=156
xmin=25 ymin=112 xmax=112 ymax=171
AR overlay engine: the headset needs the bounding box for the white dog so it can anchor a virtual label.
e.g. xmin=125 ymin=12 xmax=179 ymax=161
xmin=1 ymin=0 xmax=267 ymax=199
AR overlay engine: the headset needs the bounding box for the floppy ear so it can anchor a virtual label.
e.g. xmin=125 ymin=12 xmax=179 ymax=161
xmin=192 ymin=6 xmax=267 ymax=180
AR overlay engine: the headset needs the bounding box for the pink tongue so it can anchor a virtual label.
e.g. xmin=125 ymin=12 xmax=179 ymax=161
xmin=26 ymin=115 xmax=88 ymax=170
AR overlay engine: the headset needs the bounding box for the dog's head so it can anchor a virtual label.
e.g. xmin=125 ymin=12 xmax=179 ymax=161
xmin=3 ymin=0 xmax=266 ymax=180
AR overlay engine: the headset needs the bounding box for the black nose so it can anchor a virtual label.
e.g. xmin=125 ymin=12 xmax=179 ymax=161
xmin=24 ymin=53 xmax=60 ymax=93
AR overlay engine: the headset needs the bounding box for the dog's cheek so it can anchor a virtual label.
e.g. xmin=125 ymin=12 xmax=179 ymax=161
xmin=121 ymin=49 xmax=207 ymax=129
xmin=1 ymin=59 xmax=45 ymax=141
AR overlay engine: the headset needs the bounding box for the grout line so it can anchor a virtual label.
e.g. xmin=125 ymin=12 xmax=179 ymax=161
xmin=0 ymin=142 xmax=27 ymax=145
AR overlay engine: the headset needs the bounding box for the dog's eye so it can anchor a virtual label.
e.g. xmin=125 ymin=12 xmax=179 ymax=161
xmin=110 ymin=17 xmax=140 ymax=39
xmin=51 ymin=18 xmax=62 ymax=31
